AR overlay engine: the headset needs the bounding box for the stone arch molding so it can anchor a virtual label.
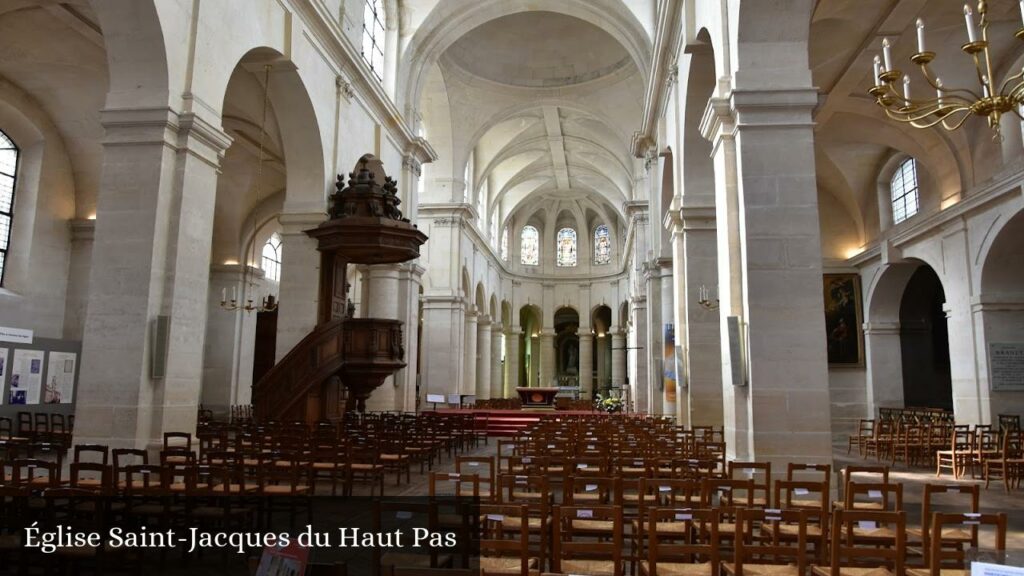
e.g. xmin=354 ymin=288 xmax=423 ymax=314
xmin=397 ymin=0 xmax=653 ymax=114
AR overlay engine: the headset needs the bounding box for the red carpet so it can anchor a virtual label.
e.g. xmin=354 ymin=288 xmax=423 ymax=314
xmin=432 ymin=408 xmax=615 ymax=437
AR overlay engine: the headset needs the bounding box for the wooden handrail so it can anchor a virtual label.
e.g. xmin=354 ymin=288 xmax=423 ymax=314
xmin=252 ymin=319 xmax=345 ymax=422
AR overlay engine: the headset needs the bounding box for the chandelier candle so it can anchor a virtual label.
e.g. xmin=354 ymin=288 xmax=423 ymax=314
xmin=964 ymin=4 xmax=977 ymax=43
xmin=917 ymin=18 xmax=926 ymax=53
xmin=882 ymin=38 xmax=893 ymax=71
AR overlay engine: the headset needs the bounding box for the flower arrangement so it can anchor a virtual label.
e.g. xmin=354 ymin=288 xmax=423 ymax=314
xmin=594 ymin=393 xmax=624 ymax=414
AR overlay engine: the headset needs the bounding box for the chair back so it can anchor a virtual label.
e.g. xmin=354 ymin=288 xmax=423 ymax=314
xmin=927 ymin=513 xmax=1006 ymax=575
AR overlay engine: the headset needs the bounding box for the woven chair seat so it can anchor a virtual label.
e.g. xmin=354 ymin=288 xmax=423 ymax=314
xmin=640 ymin=560 xmax=715 ymax=576
xmin=723 ymin=562 xmax=801 ymax=576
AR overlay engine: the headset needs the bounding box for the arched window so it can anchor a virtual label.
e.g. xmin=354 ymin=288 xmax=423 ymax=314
xmin=361 ymin=0 xmax=386 ymax=82
xmin=0 ymin=129 xmax=18 ymax=286
xmin=520 ymin=225 xmax=539 ymax=266
xmin=501 ymin=227 xmax=509 ymax=261
xmin=556 ymin=228 xmax=577 ymax=267
xmin=262 ymin=233 xmax=282 ymax=282
xmin=890 ymin=158 xmax=919 ymax=224
xmin=593 ymin=224 xmax=611 ymax=265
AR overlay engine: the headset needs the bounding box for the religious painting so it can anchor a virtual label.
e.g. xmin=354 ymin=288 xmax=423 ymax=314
xmin=823 ymin=274 xmax=864 ymax=366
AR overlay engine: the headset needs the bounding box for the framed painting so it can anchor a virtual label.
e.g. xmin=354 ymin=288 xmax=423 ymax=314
xmin=823 ymin=273 xmax=864 ymax=366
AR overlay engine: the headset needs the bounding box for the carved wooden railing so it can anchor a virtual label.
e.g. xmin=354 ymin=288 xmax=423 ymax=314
xmin=252 ymin=318 xmax=345 ymax=422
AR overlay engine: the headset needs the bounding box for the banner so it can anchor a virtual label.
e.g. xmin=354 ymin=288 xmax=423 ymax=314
xmin=663 ymin=323 xmax=677 ymax=403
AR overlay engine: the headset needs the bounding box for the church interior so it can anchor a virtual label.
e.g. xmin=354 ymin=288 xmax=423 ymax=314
xmin=0 ymin=0 xmax=1023 ymax=573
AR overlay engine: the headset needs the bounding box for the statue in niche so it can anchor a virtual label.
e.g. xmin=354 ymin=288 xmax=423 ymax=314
xmin=565 ymin=343 xmax=578 ymax=375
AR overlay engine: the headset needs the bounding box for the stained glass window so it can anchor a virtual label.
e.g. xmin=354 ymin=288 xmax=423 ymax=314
xmin=890 ymin=158 xmax=919 ymax=224
xmin=0 ymin=129 xmax=18 ymax=286
xmin=361 ymin=0 xmax=385 ymax=81
xmin=556 ymin=227 xmax=577 ymax=267
xmin=594 ymin=224 xmax=611 ymax=265
xmin=262 ymin=233 xmax=282 ymax=282
xmin=501 ymin=227 xmax=509 ymax=261
xmin=521 ymin=225 xmax=539 ymax=266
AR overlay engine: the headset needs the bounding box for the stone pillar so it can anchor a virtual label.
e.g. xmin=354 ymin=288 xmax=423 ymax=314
xmin=596 ymin=332 xmax=609 ymax=393
xmin=631 ymin=299 xmax=649 ymax=413
xmin=863 ymin=321 xmax=903 ymax=418
xmin=680 ymin=207 xmax=723 ymax=426
xmin=476 ymin=315 xmax=492 ymax=400
xmin=490 ymin=323 xmax=503 ymax=399
xmin=364 ymin=264 xmax=402 ymax=412
xmin=63 ymin=219 xmax=95 ymax=342
xmin=398 ymin=264 xmax=425 ymax=412
xmin=505 ymin=327 xmax=521 ymax=395
xmin=578 ymin=332 xmax=594 ymax=400
xmin=421 ymin=295 xmax=463 ymax=402
xmin=464 ymin=310 xmax=478 ymax=397
xmin=275 ymin=213 xmax=326 ymax=361
xmin=201 ymin=264 xmax=261 ymax=419
xmin=74 ymin=108 xmax=231 ymax=450
xmin=704 ymin=88 xmax=834 ymax=469
xmin=611 ymin=329 xmax=626 ymax=403
xmin=540 ymin=330 xmax=556 ymax=387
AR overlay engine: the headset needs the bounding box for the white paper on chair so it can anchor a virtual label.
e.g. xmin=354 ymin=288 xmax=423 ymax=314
xmin=675 ymin=513 xmax=692 ymax=521
xmin=576 ymin=509 xmax=593 ymax=519
xmin=794 ymin=488 xmax=810 ymax=496
xmin=486 ymin=514 xmax=504 ymax=522
xmin=396 ymin=511 xmax=413 ymax=520
xmin=659 ymin=485 xmax=672 ymax=492
xmin=858 ymin=521 xmax=877 ymax=530
xmin=972 ymin=563 xmax=1024 ymax=576
xmin=868 ymin=490 xmax=883 ymax=499
xmin=467 ymin=462 xmax=479 ymax=467
xmin=585 ymin=484 xmax=597 ymax=492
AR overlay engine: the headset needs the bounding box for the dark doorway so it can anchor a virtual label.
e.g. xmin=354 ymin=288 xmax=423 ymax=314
xmin=899 ymin=266 xmax=952 ymax=410
xmin=252 ymin=309 xmax=278 ymax=384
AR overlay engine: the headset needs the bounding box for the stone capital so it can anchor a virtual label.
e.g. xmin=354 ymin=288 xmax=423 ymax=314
xmin=862 ymin=321 xmax=900 ymax=335
xmin=278 ymin=212 xmax=328 ymax=235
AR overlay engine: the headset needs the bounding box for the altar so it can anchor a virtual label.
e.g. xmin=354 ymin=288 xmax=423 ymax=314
xmin=516 ymin=387 xmax=560 ymax=410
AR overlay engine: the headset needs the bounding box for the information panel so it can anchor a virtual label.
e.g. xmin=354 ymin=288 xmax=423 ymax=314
xmin=989 ymin=342 xmax=1024 ymax=391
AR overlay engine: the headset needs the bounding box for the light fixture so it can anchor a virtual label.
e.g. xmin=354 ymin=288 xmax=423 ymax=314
xmin=697 ymin=284 xmax=719 ymax=311
xmin=869 ymin=2 xmax=1024 ymax=139
xmin=221 ymin=64 xmax=279 ymax=314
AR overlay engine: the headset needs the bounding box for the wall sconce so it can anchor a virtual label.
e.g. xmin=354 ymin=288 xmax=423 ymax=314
xmin=698 ymin=284 xmax=719 ymax=311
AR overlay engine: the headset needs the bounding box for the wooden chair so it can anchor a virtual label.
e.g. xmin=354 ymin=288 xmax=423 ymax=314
xmin=552 ymin=504 xmax=623 ymax=576
xmin=970 ymin=429 xmax=1002 ymax=480
xmin=456 ymin=455 xmax=496 ymax=501
xmin=69 ymin=462 xmax=112 ymax=493
xmin=728 ymin=461 xmax=771 ymax=507
xmin=477 ymin=503 xmax=537 ymax=576
xmin=907 ymin=513 xmax=1006 ymax=576
xmin=12 ymin=458 xmax=58 ymax=489
xmin=936 ymin=429 xmax=973 ymax=479
xmin=112 ymin=448 xmax=148 ymax=490
xmin=983 ymin=429 xmax=1023 ymax=491
xmin=724 ymin=508 xmax=809 ymax=576
xmin=774 ymin=480 xmax=830 ymax=563
xmin=812 ymin=509 xmax=906 ymax=576
xmin=835 ymin=466 xmax=890 ymax=510
xmin=428 ymin=471 xmax=481 ymax=499
xmin=162 ymin=432 xmax=193 ymax=463
xmin=496 ymin=474 xmax=552 ymax=571
xmin=844 ymin=481 xmax=903 ymax=516
xmin=639 ymin=507 xmax=720 ymax=576
xmin=997 ymin=414 xmax=1020 ymax=433
xmin=375 ymin=500 xmax=453 ymax=574
xmin=849 ymin=419 xmax=875 ymax=456
xmin=348 ymin=438 xmax=386 ymax=497
xmin=906 ymin=484 xmax=979 ymax=564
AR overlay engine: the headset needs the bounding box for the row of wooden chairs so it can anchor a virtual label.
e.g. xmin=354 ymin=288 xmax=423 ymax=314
xmin=0 ymin=412 xmax=73 ymax=447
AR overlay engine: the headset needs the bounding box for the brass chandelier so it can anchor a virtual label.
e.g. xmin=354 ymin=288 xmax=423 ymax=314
xmin=869 ymin=1 xmax=1024 ymax=139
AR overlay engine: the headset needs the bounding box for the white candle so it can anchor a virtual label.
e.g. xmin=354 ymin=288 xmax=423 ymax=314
xmin=873 ymin=55 xmax=882 ymax=82
xmin=222 ymin=287 xmax=227 ymax=302
xmin=964 ymin=4 xmax=977 ymax=43
xmin=903 ymin=76 xmax=912 ymax=100
xmin=882 ymin=38 xmax=893 ymax=71
xmin=916 ymin=18 xmax=926 ymax=53
xmin=982 ymin=75 xmax=990 ymax=97
xmin=1020 ymin=0 xmax=1024 ymax=26
xmin=232 ymin=286 xmax=237 ymax=302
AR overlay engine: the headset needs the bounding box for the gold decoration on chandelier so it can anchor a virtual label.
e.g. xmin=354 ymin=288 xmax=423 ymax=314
xmin=868 ymin=1 xmax=1024 ymax=139
xmin=221 ymin=64 xmax=279 ymax=314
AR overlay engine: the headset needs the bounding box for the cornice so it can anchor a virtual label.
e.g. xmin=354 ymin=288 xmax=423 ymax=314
xmin=632 ymin=0 xmax=683 ymax=158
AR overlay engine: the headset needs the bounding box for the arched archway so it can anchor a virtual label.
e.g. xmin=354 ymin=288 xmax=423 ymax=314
xmin=554 ymin=307 xmax=581 ymax=387
xmin=592 ymin=305 xmax=613 ymax=395
xmin=899 ymin=265 xmax=952 ymax=410
xmin=519 ymin=305 xmax=543 ymax=388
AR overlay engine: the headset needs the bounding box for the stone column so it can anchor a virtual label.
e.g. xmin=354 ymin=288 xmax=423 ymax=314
xmin=596 ymin=332 xmax=609 ymax=394
xmin=74 ymin=108 xmax=231 ymax=450
xmin=421 ymin=295 xmax=463 ymax=402
xmin=863 ymin=321 xmax=902 ymax=418
xmin=364 ymin=264 xmax=402 ymax=412
xmin=476 ymin=315 xmax=492 ymax=400
xmin=201 ymin=264 xmax=261 ymax=419
xmin=659 ymin=263 xmax=676 ymax=418
xmin=275 ymin=212 xmax=326 ymax=361
xmin=704 ymin=88 xmax=834 ymax=468
xmin=505 ymin=327 xmax=521 ymax=395
xmin=464 ymin=310 xmax=478 ymax=397
xmin=540 ymin=330 xmax=556 ymax=387
xmin=631 ymin=299 xmax=649 ymax=412
xmin=490 ymin=323 xmax=503 ymax=399
xmin=63 ymin=219 xmax=95 ymax=342
xmin=611 ymin=329 xmax=627 ymax=403
xmin=681 ymin=207 xmax=723 ymax=426
xmin=397 ymin=264 xmax=424 ymax=412
xmin=578 ymin=332 xmax=594 ymax=401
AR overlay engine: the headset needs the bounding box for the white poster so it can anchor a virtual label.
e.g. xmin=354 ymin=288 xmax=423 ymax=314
xmin=44 ymin=352 xmax=76 ymax=404
xmin=9 ymin=349 xmax=44 ymax=405
xmin=0 ymin=347 xmax=8 ymax=405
